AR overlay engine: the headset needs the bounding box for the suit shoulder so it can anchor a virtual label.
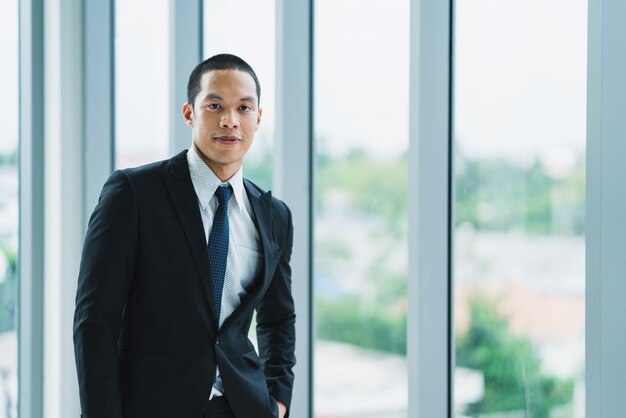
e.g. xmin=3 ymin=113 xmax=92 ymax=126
xmin=271 ymin=195 xmax=291 ymax=221
xmin=244 ymin=178 xmax=291 ymax=219
xmin=120 ymin=158 xmax=170 ymax=182
xmin=109 ymin=156 xmax=184 ymax=196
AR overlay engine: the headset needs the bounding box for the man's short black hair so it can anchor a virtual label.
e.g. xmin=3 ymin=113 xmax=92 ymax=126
xmin=186 ymin=53 xmax=261 ymax=108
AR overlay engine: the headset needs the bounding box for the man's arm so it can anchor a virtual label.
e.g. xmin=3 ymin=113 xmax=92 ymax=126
xmin=256 ymin=201 xmax=296 ymax=418
xmin=73 ymin=170 xmax=138 ymax=418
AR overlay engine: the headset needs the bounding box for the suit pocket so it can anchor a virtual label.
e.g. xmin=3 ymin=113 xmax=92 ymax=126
xmin=225 ymin=350 xmax=276 ymax=418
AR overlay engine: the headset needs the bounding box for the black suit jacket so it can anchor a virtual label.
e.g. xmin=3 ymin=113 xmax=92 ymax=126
xmin=73 ymin=150 xmax=296 ymax=418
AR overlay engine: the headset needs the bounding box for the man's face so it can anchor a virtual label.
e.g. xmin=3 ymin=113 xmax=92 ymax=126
xmin=183 ymin=69 xmax=262 ymax=180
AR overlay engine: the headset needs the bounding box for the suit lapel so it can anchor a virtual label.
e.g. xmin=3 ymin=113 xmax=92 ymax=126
xmin=160 ymin=151 xmax=219 ymax=332
xmin=219 ymin=180 xmax=281 ymax=331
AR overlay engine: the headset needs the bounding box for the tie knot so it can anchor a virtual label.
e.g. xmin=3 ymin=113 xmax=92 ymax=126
xmin=215 ymin=185 xmax=232 ymax=206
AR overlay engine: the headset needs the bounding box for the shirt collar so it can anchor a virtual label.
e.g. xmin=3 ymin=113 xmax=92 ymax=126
xmin=187 ymin=148 xmax=245 ymax=213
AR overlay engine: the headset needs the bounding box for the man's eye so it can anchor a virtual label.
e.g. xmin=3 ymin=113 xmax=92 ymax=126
xmin=207 ymin=103 xmax=220 ymax=109
xmin=239 ymin=105 xmax=252 ymax=111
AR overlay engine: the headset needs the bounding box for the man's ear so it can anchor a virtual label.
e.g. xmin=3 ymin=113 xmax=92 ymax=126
xmin=256 ymin=107 xmax=263 ymax=131
xmin=182 ymin=103 xmax=194 ymax=127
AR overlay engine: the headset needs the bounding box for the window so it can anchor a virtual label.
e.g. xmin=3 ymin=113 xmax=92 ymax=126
xmin=314 ymin=1 xmax=410 ymax=416
xmin=0 ymin=1 xmax=19 ymax=417
xmin=203 ymin=0 xmax=276 ymax=191
xmin=453 ymin=0 xmax=587 ymax=416
xmin=115 ymin=0 xmax=170 ymax=169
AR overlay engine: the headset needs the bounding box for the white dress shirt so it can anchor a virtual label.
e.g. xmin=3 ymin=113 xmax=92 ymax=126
xmin=187 ymin=148 xmax=262 ymax=397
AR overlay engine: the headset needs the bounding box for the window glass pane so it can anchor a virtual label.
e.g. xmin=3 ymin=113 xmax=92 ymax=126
xmin=314 ymin=1 xmax=410 ymax=417
xmin=0 ymin=1 xmax=19 ymax=417
xmin=203 ymin=0 xmax=275 ymax=191
xmin=115 ymin=0 xmax=170 ymax=169
xmin=453 ymin=0 xmax=587 ymax=416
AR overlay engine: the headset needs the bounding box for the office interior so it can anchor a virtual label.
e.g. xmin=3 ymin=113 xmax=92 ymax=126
xmin=1 ymin=0 xmax=625 ymax=417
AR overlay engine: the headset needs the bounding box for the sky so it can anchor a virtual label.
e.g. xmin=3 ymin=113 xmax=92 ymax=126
xmin=454 ymin=0 xmax=588 ymax=161
xmin=0 ymin=0 xmax=588 ymax=163
xmin=312 ymin=0 xmax=587 ymax=162
xmin=314 ymin=0 xmax=410 ymax=159
xmin=115 ymin=0 xmax=170 ymax=166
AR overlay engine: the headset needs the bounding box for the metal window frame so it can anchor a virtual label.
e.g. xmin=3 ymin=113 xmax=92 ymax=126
xmin=169 ymin=0 xmax=203 ymax=154
xmin=408 ymin=0 xmax=453 ymax=416
xmin=84 ymin=0 xmax=115 ymax=220
xmin=41 ymin=0 xmax=84 ymax=416
xmin=274 ymin=0 xmax=314 ymax=417
xmin=18 ymin=0 xmax=45 ymax=416
xmin=586 ymin=0 xmax=626 ymax=415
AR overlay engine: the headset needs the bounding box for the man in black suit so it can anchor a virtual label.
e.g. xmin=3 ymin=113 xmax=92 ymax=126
xmin=74 ymin=54 xmax=295 ymax=418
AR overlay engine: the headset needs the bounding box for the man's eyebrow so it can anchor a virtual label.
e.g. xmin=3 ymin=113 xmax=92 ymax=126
xmin=201 ymin=94 xmax=256 ymax=103
xmin=202 ymin=93 xmax=224 ymax=102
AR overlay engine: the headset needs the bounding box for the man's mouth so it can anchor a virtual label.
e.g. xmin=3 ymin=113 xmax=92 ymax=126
xmin=215 ymin=136 xmax=240 ymax=144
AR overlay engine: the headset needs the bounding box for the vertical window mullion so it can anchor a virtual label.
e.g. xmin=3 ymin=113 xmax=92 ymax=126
xmin=275 ymin=0 xmax=314 ymax=416
xmin=169 ymin=0 xmax=202 ymax=156
xmin=408 ymin=0 xmax=453 ymax=416
xmin=587 ymin=0 xmax=626 ymax=415
xmin=84 ymin=0 xmax=114 ymax=223
xmin=18 ymin=0 xmax=45 ymax=416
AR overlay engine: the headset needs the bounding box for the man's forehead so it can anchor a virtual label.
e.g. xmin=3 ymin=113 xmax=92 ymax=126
xmin=200 ymin=69 xmax=256 ymax=89
xmin=196 ymin=69 xmax=258 ymax=104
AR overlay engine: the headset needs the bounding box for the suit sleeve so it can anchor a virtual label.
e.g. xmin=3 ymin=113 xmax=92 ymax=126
xmin=255 ymin=201 xmax=296 ymax=416
xmin=73 ymin=170 xmax=138 ymax=418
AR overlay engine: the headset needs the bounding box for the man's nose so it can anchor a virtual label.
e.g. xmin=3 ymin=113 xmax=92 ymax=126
xmin=220 ymin=110 xmax=239 ymax=129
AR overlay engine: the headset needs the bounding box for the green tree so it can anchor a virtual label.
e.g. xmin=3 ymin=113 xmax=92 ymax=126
xmin=316 ymin=149 xmax=408 ymax=234
xmin=550 ymin=155 xmax=585 ymax=235
xmin=316 ymin=294 xmax=407 ymax=355
xmin=0 ymin=244 xmax=17 ymax=333
xmin=456 ymin=156 xmax=530 ymax=232
xmin=457 ymin=295 xmax=574 ymax=417
xmin=523 ymin=159 xmax=553 ymax=234
xmin=455 ymin=152 xmax=585 ymax=236
xmin=0 ymin=150 xmax=17 ymax=166
xmin=245 ymin=153 xmax=272 ymax=192
xmin=316 ymin=243 xmax=408 ymax=355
